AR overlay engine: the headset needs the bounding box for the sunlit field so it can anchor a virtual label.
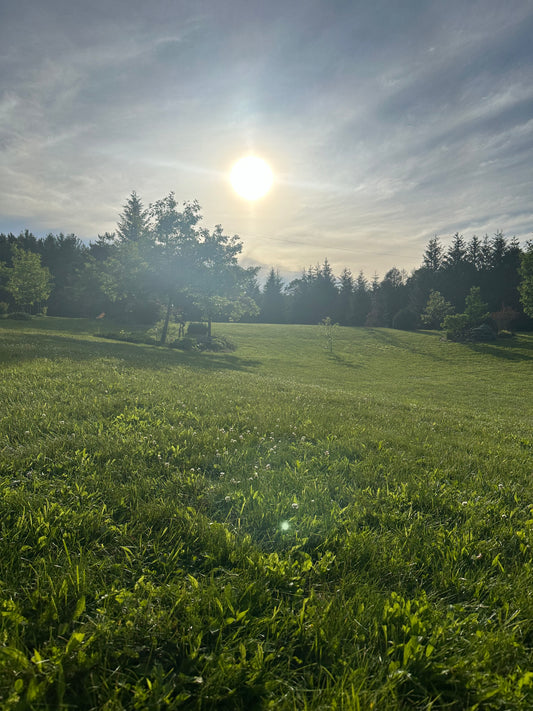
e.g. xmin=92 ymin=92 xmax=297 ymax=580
xmin=1 ymin=318 xmax=532 ymax=710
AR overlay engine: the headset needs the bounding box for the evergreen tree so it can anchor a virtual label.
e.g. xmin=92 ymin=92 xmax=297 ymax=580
xmin=422 ymin=236 xmax=443 ymax=271
xmin=352 ymin=271 xmax=371 ymax=326
xmin=519 ymin=242 xmax=533 ymax=318
xmin=464 ymin=286 xmax=489 ymax=326
xmin=261 ymin=268 xmax=286 ymax=323
xmin=466 ymin=235 xmax=483 ymax=270
xmin=337 ymin=267 xmax=354 ymax=325
xmin=117 ymin=191 xmax=150 ymax=243
xmin=421 ymin=290 xmax=454 ymax=329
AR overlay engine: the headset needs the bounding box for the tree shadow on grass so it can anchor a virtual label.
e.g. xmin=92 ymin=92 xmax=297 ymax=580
xmin=466 ymin=337 xmax=533 ymax=362
xmin=326 ymin=352 xmax=361 ymax=369
xmin=365 ymin=328 xmax=446 ymax=361
xmin=0 ymin=331 xmax=262 ymax=372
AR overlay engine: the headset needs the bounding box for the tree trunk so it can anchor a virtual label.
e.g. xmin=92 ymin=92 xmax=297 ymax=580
xmin=160 ymin=295 xmax=172 ymax=344
xmin=207 ymin=316 xmax=212 ymax=338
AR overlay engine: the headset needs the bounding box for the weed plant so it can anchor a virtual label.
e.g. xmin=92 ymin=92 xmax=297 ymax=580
xmin=0 ymin=319 xmax=532 ymax=709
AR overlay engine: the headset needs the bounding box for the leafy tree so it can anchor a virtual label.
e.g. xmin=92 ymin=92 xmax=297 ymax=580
xmin=319 ymin=316 xmax=338 ymax=353
xmin=421 ymin=290 xmax=454 ymax=329
xmin=189 ymin=224 xmax=259 ymax=337
xmin=519 ymin=242 xmax=533 ymax=318
xmin=3 ymin=246 xmax=53 ymax=312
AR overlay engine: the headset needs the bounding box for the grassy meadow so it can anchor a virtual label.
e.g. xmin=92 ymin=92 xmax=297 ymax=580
xmin=0 ymin=318 xmax=532 ymax=710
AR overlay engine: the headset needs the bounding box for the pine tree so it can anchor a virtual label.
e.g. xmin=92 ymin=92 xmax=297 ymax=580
xmin=337 ymin=268 xmax=354 ymax=325
xmin=117 ymin=192 xmax=150 ymax=243
xmin=261 ymin=268 xmax=286 ymax=323
xmin=422 ymin=236 xmax=443 ymax=271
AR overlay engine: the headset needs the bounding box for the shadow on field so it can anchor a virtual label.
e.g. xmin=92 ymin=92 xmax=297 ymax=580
xmin=327 ymin=352 xmax=361 ymax=369
xmin=467 ymin=338 xmax=533 ymax=362
xmin=366 ymin=328 xmax=445 ymax=360
xmin=0 ymin=332 xmax=262 ymax=372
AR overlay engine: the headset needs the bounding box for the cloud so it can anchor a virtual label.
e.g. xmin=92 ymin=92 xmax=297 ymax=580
xmin=1 ymin=0 xmax=532 ymax=276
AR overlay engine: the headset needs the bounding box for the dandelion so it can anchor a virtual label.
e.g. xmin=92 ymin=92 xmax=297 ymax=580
xmin=225 ymin=495 xmax=231 ymax=502
xmin=291 ymin=502 xmax=299 ymax=509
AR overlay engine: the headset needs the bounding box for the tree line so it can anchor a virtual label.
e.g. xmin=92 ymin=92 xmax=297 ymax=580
xmin=260 ymin=232 xmax=533 ymax=332
xmin=1 ymin=192 xmax=532 ymax=335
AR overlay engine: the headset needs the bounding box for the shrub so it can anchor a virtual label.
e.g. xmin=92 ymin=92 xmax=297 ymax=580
xmin=497 ymin=329 xmax=514 ymax=339
xmin=392 ymin=308 xmax=418 ymax=331
xmin=469 ymin=324 xmax=497 ymax=342
xmin=442 ymin=313 xmax=470 ymax=341
xmin=7 ymin=311 xmax=32 ymax=320
xmin=421 ymin=291 xmax=454 ymax=329
xmin=492 ymin=306 xmax=519 ymax=333
xmin=187 ymin=322 xmax=209 ymax=336
xmin=169 ymin=337 xmax=195 ymax=351
xmin=0 ymin=302 xmax=9 ymax=315
xmin=196 ymin=336 xmax=236 ymax=352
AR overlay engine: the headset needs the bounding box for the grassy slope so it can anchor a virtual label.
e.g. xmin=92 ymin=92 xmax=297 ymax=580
xmin=0 ymin=318 xmax=532 ymax=710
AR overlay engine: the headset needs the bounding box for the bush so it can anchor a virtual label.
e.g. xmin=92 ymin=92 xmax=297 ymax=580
xmin=392 ymin=308 xmax=418 ymax=331
xmin=469 ymin=324 xmax=497 ymax=342
xmin=442 ymin=313 xmax=470 ymax=341
xmin=7 ymin=311 xmax=32 ymax=320
xmin=96 ymin=331 xmax=157 ymax=345
xmin=187 ymin=322 xmax=209 ymax=336
xmin=169 ymin=337 xmax=195 ymax=351
xmin=497 ymin=329 xmax=514 ymax=339
xmin=421 ymin=291 xmax=454 ymax=329
xmin=0 ymin=302 xmax=9 ymax=315
xmin=196 ymin=336 xmax=236 ymax=352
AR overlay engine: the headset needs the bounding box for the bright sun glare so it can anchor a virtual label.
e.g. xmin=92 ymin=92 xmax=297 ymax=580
xmin=230 ymin=156 xmax=273 ymax=200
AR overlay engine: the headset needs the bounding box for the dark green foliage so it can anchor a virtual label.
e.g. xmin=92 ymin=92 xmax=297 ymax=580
xmin=469 ymin=323 xmax=497 ymax=341
xmin=169 ymin=336 xmax=195 ymax=350
xmin=195 ymin=335 xmax=236 ymax=351
xmin=0 ymin=301 xmax=8 ymax=315
xmin=519 ymin=242 xmax=533 ymax=318
xmin=1 ymin=220 xmax=532 ymax=331
xmin=187 ymin=321 xmax=209 ymax=335
xmin=464 ymin=286 xmax=490 ymax=325
xmin=391 ymin=307 xmax=418 ymax=330
xmin=442 ymin=313 xmax=471 ymax=341
xmin=443 ymin=286 xmax=491 ymax=341
xmin=6 ymin=311 xmax=33 ymax=320
xmin=260 ymin=268 xmax=286 ymax=323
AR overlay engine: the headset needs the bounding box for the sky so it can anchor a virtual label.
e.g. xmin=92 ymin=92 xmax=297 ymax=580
xmin=1 ymin=0 xmax=533 ymax=280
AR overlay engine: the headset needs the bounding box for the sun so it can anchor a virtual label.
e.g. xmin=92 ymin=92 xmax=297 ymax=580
xmin=230 ymin=155 xmax=273 ymax=200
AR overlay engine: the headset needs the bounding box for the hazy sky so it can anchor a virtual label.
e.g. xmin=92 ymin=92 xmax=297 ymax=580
xmin=1 ymin=0 xmax=533 ymax=279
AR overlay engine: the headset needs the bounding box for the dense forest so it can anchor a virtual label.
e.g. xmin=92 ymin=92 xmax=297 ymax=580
xmin=1 ymin=192 xmax=532 ymax=334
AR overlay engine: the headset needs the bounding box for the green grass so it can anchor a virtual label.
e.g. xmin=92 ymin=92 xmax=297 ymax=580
xmin=1 ymin=318 xmax=532 ymax=710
